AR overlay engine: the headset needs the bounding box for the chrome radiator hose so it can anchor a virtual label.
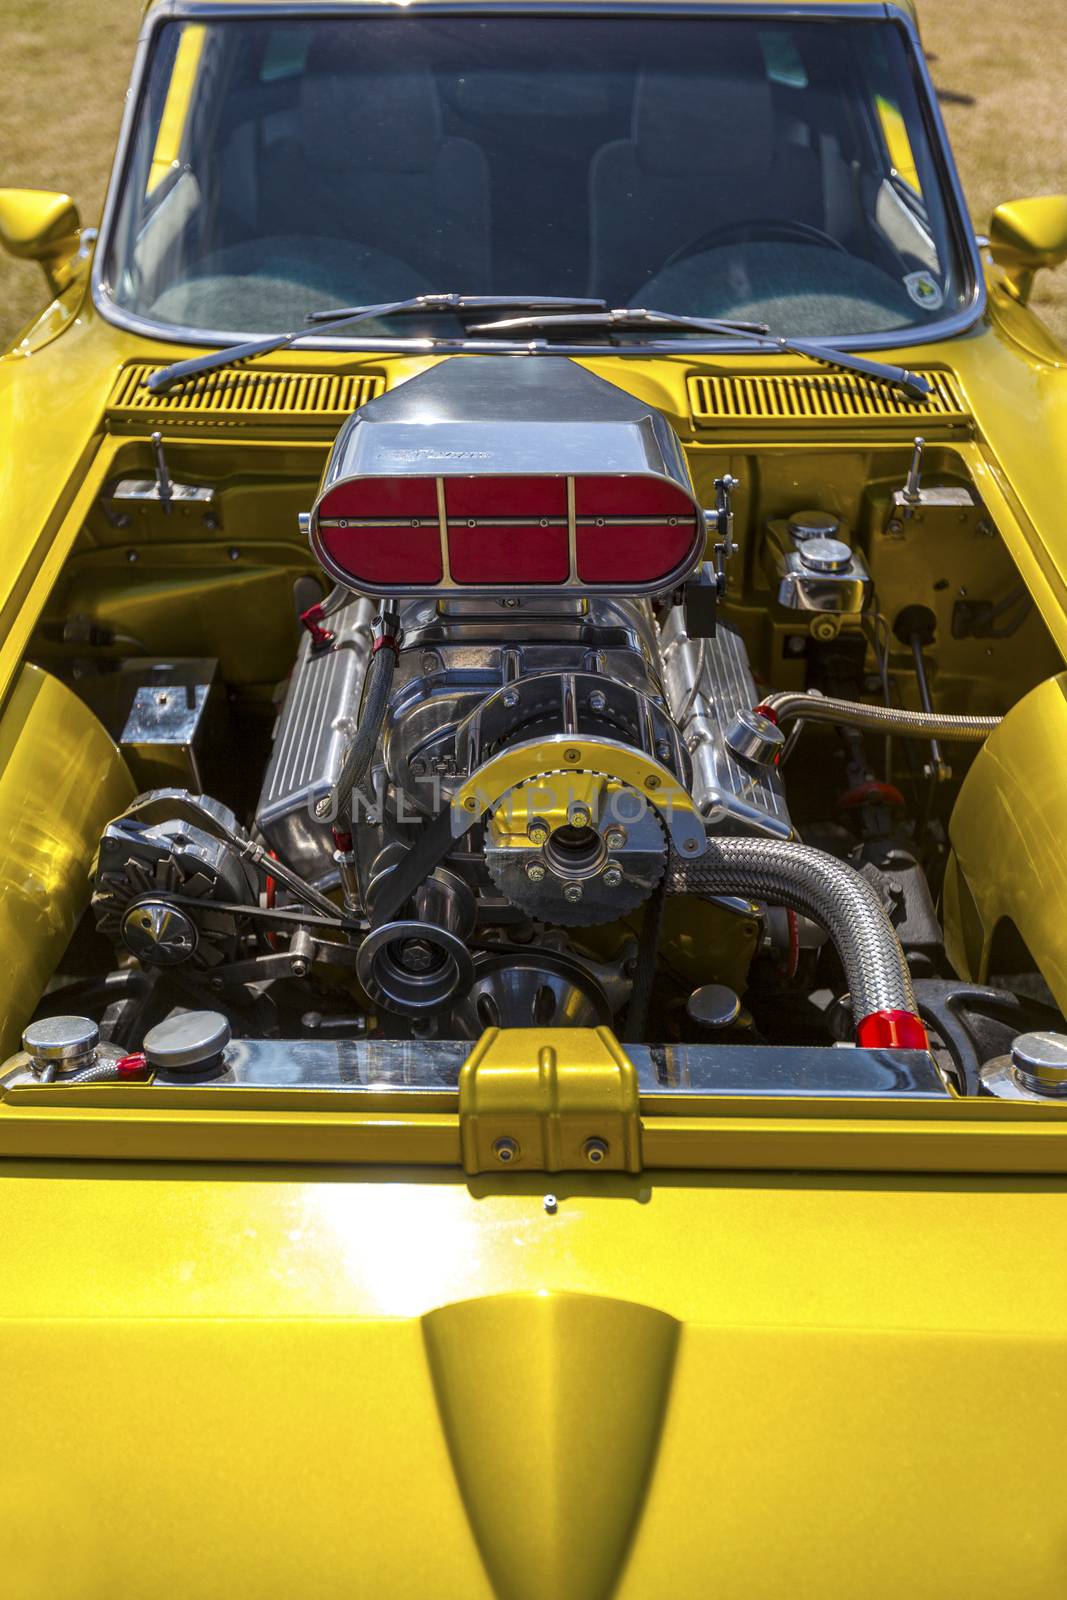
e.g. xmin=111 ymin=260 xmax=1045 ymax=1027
xmin=759 ymin=691 xmax=1001 ymax=743
xmin=670 ymin=838 xmax=926 ymax=1045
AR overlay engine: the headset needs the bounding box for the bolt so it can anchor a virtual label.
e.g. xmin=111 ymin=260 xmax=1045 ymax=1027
xmin=421 ymin=651 xmax=439 ymax=673
xmin=493 ymin=1136 xmax=519 ymax=1163
xmin=589 ymin=690 xmax=607 ymax=713
xmin=582 ymin=1137 xmax=609 ymax=1165
xmin=655 ymin=741 xmax=672 ymax=762
xmin=562 ymin=883 xmax=584 ymax=904
xmin=605 ymin=828 xmax=626 ymax=850
xmin=502 ymin=688 xmax=519 ymax=709
xmin=571 ymin=808 xmax=590 ymax=830
xmin=228 ymin=547 xmax=240 ymax=562
xmin=644 ymin=775 xmax=661 ymax=791
xmin=399 ymin=939 xmax=435 ymax=973
xmin=543 ymin=1194 xmax=558 ymax=1214
xmin=526 ymin=862 xmax=547 ymax=883
xmin=603 ymin=866 xmax=623 ymax=889
xmin=564 ymin=748 xmax=582 ymax=763
xmin=290 ymin=957 xmax=310 ymax=978
xmin=528 ymin=822 xmax=549 ymax=845
xmin=126 ymin=549 xmax=139 ymax=563
xmin=502 ymin=597 xmax=521 ymax=608
xmin=683 ymin=837 xmax=700 ymax=853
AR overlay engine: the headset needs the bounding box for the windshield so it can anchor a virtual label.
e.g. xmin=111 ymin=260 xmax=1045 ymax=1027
xmin=104 ymin=11 xmax=970 ymax=343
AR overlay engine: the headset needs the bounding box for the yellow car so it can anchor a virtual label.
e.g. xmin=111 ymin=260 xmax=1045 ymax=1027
xmin=3 ymin=2 xmax=1067 ymax=1594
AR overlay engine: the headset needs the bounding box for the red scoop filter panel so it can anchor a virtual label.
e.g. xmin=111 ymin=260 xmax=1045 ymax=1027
xmin=310 ymin=357 xmax=706 ymax=598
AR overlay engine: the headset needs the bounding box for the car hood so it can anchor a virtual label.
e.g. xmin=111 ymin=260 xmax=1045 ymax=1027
xmin=4 ymin=1159 xmax=1067 ymax=1598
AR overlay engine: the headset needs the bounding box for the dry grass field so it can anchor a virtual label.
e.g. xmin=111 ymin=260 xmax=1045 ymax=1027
xmin=1 ymin=0 xmax=1065 ymax=343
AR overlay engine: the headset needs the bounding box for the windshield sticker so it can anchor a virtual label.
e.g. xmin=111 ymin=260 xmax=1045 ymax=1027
xmin=904 ymin=271 xmax=945 ymax=312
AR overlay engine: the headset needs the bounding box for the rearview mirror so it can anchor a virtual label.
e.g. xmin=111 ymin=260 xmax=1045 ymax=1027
xmin=0 ymin=188 xmax=82 ymax=292
xmin=988 ymin=196 xmax=1067 ymax=305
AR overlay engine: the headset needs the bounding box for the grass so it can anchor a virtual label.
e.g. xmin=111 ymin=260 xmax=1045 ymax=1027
xmin=1 ymin=0 xmax=1065 ymax=343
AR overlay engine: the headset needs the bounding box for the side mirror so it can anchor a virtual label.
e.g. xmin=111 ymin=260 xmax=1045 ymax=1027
xmin=0 ymin=188 xmax=82 ymax=292
xmin=988 ymin=195 xmax=1067 ymax=305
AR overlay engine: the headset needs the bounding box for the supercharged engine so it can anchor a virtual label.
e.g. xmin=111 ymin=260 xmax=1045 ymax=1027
xmin=63 ymin=353 xmax=1040 ymax=1084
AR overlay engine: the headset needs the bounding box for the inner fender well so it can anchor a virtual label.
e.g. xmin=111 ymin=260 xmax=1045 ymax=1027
xmin=0 ymin=664 xmax=135 ymax=1053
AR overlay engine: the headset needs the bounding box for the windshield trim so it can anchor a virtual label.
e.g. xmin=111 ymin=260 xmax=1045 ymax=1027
xmin=91 ymin=0 xmax=985 ymax=358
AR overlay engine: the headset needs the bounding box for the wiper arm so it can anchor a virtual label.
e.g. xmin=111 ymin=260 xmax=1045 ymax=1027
xmin=469 ymin=308 xmax=772 ymax=338
xmin=147 ymin=292 xmax=610 ymax=393
xmin=468 ymin=307 xmax=932 ymax=402
xmin=304 ymin=293 xmax=609 ymax=324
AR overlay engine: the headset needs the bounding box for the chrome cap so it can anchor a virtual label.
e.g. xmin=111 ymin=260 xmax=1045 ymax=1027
xmin=723 ymin=709 xmax=785 ymax=770
xmin=686 ymin=984 xmax=742 ymax=1030
xmin=1011 ymin=1031 xmax=1067 ymax=1097
xmin=143 ymin=1011 xmax=231 ymax=1073
xmin=788 ymin=510 xmax=842 ymax=542
xmin=22 ymin=1015 xmax=99 ymax=1066
xmin=798 ymin=536 xmax=853 ymax=574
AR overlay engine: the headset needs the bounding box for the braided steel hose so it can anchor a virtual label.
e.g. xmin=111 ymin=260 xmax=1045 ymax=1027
xmin=670 ymin=838 xmax=926 ymax=1044
xmin=759 ymin=691 xmax=1001 ymax=743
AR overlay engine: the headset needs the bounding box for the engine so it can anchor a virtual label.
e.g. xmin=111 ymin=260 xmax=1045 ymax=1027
xmin=85 ymin=357 xmax=938 ymax=1056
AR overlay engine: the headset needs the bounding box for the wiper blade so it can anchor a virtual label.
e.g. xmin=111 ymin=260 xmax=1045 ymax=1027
xmin=146 ymin=293 xmax=610 ymax=393
xmin=468 ymin=307 xmax=932 ymax=402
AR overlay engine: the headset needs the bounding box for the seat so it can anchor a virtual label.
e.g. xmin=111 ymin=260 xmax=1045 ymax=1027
xmin=153 ymin=29 xmax=492 ymax=329
xmin=587 ymin=43 xmax=823 ymax=306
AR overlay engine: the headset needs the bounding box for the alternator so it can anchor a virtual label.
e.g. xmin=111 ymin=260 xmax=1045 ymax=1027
xmin=92 ymin=793 xmax=255 ymax=969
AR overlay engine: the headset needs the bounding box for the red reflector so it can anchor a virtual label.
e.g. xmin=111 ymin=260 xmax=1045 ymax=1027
xmin=316 ymin=477 xmax=443 ymax=588
xmin=574 ymin=475 xmax=700 ymax=585
xmin=856 ymin=1010 xmax=930 ymax=1050
xmin=446 ymin=476 xmax=569 ymax=583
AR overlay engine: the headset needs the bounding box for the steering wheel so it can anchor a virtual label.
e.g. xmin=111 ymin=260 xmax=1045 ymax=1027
xmin=656 ymin=218 xmax=850 ymax=277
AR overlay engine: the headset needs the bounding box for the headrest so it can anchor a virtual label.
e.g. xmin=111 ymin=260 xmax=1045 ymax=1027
xmin=633 ymin=46 xmax=774 ymax=178
xmin=300 ymin=30 xmax=444 ymax=174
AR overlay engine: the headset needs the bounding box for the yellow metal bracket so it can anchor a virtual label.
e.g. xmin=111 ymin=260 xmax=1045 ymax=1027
xmin=458 ymin=1027 xmax=642 ymax=1175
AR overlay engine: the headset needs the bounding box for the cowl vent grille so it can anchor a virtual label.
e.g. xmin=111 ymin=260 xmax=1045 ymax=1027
xmin=688 ymin=369 xmax=968 ymax=431
xmin=106 ymin=365 xmax=385 ymax=434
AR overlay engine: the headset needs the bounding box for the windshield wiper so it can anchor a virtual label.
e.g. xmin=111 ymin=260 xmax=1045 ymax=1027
xmin=468 ymin=307 xmax=932 ymax=402
xmin=146 ymin=293 xmax=611 ymax=393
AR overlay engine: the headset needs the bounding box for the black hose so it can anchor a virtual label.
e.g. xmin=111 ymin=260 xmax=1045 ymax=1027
xmin=622 ymin=877 xmax=667 ymax=1042
xmin=330 ymin=640 xmax=397 ymax=821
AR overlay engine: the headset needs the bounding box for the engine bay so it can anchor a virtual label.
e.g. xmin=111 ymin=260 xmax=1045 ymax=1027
xmin=8 ymin=357 xmax=1066 ymax=1101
